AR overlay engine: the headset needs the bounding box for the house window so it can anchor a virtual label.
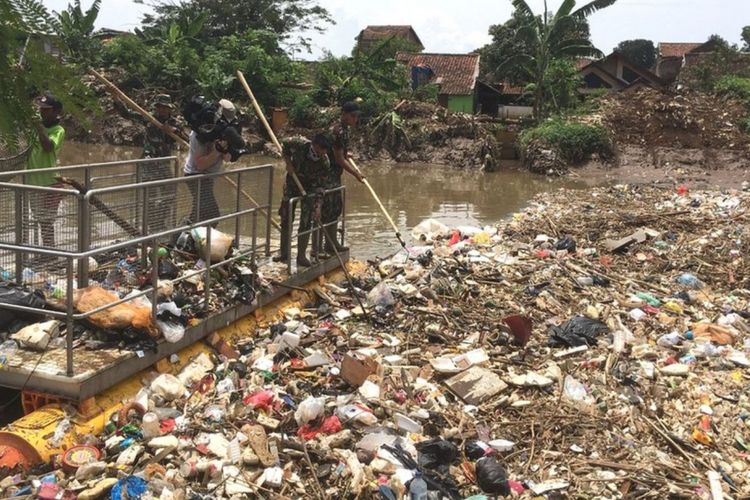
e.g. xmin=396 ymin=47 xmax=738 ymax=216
xmin=584 ymin=73 xmax=611 ymax=89
xmin=622 ymin=66 xmax=640 ymax=83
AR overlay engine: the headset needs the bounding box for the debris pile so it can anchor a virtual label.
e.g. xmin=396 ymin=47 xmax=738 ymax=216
xmin=600 ymin=88 xmax=750 ymax=150
xmin=4 ymin=184 xmax=750 ymax=498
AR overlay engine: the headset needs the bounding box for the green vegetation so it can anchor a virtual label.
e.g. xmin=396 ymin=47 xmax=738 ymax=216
xmin=495 ymin=0 xmax=618 ymax=120
xmin=615 ymin=39 xmax=656 ymax=69
xmin=0 ymin=0 xmax=95 ymax=145
xmin=519 ymin=118 xmax=611 ymax=164
xmin=715 ymin=76 xmax=750 ymax=133
xmin=53 ymin=0 xmax=101 ymax=62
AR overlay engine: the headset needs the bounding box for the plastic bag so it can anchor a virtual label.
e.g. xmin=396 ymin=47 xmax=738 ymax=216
xmin=367 ymin=281 xmax=395 ymax=308
xmin=555 ymin=236 xmax=577 ymax=253
xmin=548 ymin=316 xmax=609 ymax=347
xmin=411 ymin=218 xmax=450 ymax=242
xmin=476 ymin=457 xmax=510 ymax=495
xmin=111 ymin=475 xmax=148 ymax=500
xmin=157 ymin=320 xmax=185 ymax=343
xmin=0 ymin=281 xmax=46 ymax=325
xmin=416 ymin=438 xmax=458 ymax=473
xmin=191 ymin=227 xmax=234 ymax=261
xmin=294 ymin=396 xmax=325 ymax=426
xmin=158 ymin=258 xmax=180 ymax=280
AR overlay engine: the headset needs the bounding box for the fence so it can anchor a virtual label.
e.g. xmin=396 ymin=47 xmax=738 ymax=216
xmin=285 ymin=186 xmax=346 ymax=274
xmin=0 ymin=161 xmax=275 ymax=377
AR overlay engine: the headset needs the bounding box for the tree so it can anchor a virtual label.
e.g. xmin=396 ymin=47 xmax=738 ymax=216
xmin=498 ymin=0 xmax=618 ymax=119
xmin=615 ymin=39 xmax=656 ymax=69
xmin=742 ymin=26 xmax=750 ymax=51
xmin=479 ymin=6 xmax=592 ymax=84
xmin=0 ymin=0 xmax=94 ymax=146
xmin=134 ymin=0 xmax=333 ymax=53
xmin=54 ymin=0 xmax=101 ymax=62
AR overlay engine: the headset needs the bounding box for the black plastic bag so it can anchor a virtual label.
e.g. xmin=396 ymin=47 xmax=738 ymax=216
xmin=476 ymin=456 xmax=510 ymax=496
xmin=417 ymin=438 xmax=458 ymax=472
xmin=464 ymin=441 xmax=487 ymax=461
xmin=548 ymin=316 xmax=609 ymax=347
xmin=555 ymin=236 xmax=577 ymax=253
xmin=0 ymin=282 xmax=46 ymax=326
xmin=158 ymin=259 xmax=180 ymax=279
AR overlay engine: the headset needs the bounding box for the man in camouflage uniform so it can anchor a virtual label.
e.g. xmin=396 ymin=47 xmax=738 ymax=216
xmin=274 ymin=134 xmax=332 ymax=267
xmin=323 ymin=101 xmax=365 ymax=253
xmin=142 ymin=94 xmax=180 ymax=234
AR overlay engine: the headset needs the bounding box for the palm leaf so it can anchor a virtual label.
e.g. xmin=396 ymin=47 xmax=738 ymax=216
xmin=554 ymin=0 xmax=577 ymax=19
xmin=571 ymin=0 xmax=618 ymax=19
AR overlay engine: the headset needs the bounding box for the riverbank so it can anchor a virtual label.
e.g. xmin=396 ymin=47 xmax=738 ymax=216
xmin=3 ymin=183 xmax=750 ymax=497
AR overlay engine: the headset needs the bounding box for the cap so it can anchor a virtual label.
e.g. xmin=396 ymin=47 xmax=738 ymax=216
xmin=218 ymin=99 xmax=237 ymax=122
xmin=37 ymin=93 xmax=62 ymax=111
xmin=341 ymin=101 xmax=360 ymax=114
xmin=153 ymin=94 xmax=174 ymax=109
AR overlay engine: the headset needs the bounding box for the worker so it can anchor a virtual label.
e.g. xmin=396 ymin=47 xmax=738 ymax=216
xmin=26 ymin=93 xmax=65 ymax=249
xmin=323 ymin=101 xmax=365 ymax=253
xmin=142 ymin=94 xmax=180 ymax=234
xmin=183 ymin=99 xmax=236 ymax=226
xmin=274 ymin=134 xmax=332 ymax=267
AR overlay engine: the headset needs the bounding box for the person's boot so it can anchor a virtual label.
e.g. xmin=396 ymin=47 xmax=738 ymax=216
xmin=324 ymin=221 xmax=349 ymax=253
xmin=296 ymin=233 xmax=312 ymax=267
xmin=273 ymin=220 xmax=291 ymax=262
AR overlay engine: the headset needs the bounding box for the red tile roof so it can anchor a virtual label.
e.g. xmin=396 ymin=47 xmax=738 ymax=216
xmin=396 ymin=52 xmax=480 ymax=95
xmin=658 ymin=42 xmax=703 ymax=58
xmin=575 ymin=58 xmax=594 ymax=70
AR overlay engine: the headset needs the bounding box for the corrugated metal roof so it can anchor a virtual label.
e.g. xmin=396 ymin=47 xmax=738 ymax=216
xmin=396 ymin=52 xmax=480 ymax=95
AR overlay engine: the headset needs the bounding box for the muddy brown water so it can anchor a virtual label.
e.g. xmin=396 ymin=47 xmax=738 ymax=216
xmin=54 ymin=142 xmax=590 ymax=259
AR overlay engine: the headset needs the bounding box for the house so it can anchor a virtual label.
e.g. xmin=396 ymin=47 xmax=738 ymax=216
xmin=578 ymin=51 xmax=664 ymax=93
xmin=355 ymin=25 xmax=424 ymax=54
xmin=655 ymin=42 xmax=704 ymax=82
xmin=396 ymin=52 xmax=482 ymax=113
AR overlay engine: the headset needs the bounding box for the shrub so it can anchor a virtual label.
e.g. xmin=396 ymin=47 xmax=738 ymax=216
xmin=519 ymin=119 xmax=612 ymax=164
xmin=715 ymin=76 xmax=750 ymax=105
xmin=289 ymin=94 xmax=323 ymax=128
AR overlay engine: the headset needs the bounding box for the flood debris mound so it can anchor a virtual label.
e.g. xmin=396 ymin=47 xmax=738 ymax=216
xmin=360 ymin=100 xmax=502 ymax=171
xmin=5 ymin=185 xmax=750 ymax=498
xmin=600 ymin=88 xmax=750 ymax=150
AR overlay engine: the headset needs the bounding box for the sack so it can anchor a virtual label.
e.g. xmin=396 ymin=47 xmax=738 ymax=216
xmin=191 ymin=227 xmax=234 ymax=261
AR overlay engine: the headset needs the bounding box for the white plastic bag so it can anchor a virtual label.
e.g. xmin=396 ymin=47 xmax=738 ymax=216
xmin=191 ymin=227 xmax=234 ymax=261
xmin=294 ymin=396 xmax=325 ymax=426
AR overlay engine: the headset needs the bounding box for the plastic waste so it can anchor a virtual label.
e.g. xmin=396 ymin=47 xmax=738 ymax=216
xmin=548 ymin=317 xmax=609 ymax=347
xmin=111 ymin=476 xmax=148 ymax=500
xmin=562 ymin=375 xmax=589 ymax=402
xmin=191 ymin=227 xmax=234 ymax=261
xmin=411 ymin=218 xmax=450 ymax=242
xmin=475 ymin=456 xmax=510 ymax=495
xmin=368 ymin=281 xmax=395 ymax=308
xmin=295 ymin=396 xmax=325 ymax=426
xmin=142 ymin=412 xmax=161 ymax=439
xmin=0 ymin=281 xmax=47 ymax=324
xmin=157 ymin=320 xmax=185 ymax=343
xmin=417 ymin=438 xmax=458 ymax=472
xmin=555 ymin=236 xmax=577 ymax=253
xmin=657 ymin=332 xmax=684 ymax=347
xmin=409 ymin=471 xmax=428 ymax=500
xmin=228 ymin=438 xmax=242 ymax=464
xmin=676 ymin=273 xmax=703 ymax=289
xmin=150 ymin=373 xmax=186 ymax=401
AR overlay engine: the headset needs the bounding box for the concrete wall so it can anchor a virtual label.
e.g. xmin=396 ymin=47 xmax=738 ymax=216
xmin=498 ymin=105 xmax=533 ymax=119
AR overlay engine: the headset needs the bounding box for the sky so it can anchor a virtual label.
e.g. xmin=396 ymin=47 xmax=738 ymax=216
xmin=41 ymin=0 xmax=750 ymax=59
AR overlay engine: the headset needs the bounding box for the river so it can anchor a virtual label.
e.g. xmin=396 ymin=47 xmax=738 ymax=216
xmin=57 ymin=142 xmax=589 ymax=259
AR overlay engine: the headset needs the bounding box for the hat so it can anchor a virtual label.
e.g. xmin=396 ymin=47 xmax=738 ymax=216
xmin=153 ymin=94 xmax=174 ymax=109
xmin=37 ymin=93 xmax=62 ymax=111
xmin=341 ymin=101 xmax=360 ymax=114
xmin=218 ymin=99 xmax=237 ymax=121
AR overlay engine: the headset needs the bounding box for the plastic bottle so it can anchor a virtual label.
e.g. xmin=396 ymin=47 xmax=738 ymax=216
xmin=409 ymin=471 xmax=428 ymax=500
xmin=141 ymin=412 xmax=160 ymax=439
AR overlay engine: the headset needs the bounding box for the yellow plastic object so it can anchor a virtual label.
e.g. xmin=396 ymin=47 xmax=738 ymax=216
xmin=0 ymin=267 xmax=346 ymax=468
xmin=0 ymin=404 xmax=114 ymax=466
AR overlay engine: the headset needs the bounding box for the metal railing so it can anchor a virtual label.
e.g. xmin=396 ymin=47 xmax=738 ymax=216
xmin=0 ymin=163 xmax=274 ymax=377
xmin=285 ymin=186 xmax=346 ymax=274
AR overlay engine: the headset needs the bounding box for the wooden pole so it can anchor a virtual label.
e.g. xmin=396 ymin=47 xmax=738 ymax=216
xmin=348 ymin=158 xmax=406 ymax=249
xmin=89 ymin=69 xmax=281 ymax=231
